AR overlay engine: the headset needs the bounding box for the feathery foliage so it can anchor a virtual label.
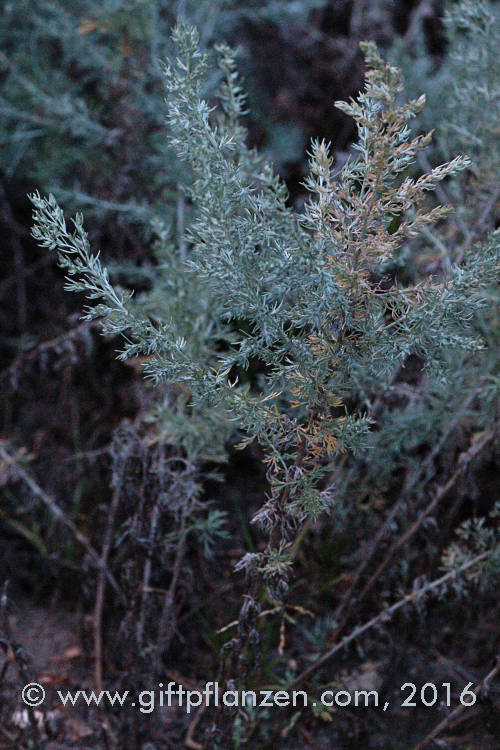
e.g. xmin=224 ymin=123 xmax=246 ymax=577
xmin=30 ymin=21 xmax=498 ymax=622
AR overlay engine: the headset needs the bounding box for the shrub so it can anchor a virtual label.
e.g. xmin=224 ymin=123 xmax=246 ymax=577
xmin=25 ymin=8 xmax=499 ymax=747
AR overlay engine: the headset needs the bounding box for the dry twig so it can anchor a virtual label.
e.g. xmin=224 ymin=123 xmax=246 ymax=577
xmin=355 ymin=427 xmax=496 ymax=606
xmin=292 ymin=550 xmax=492 ymax=687
xmin=333 ymin=382 xmax=488 ymax=629
xmin=411 ymin=658 xmax=500 ymax=750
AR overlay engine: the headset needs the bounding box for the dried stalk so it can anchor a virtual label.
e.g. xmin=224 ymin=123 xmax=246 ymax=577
xmin=0 ymin=583 xmax=44 ymax=750
xmin=292 ymin=549 xmax=492 ymax=687
xmin=94 ymin=472 xmax=123 ymax=692
xmin=137 ymin=498 xmax=161 ymax=649
xmin=0 ymin=444 xmax=119 ymax=594
xmin=333 ymin=381 xmax=487 ymax=627
xmin=411 ymin=659 xmax=500 ymax=750
xmin=355 ymin=427 xmax=495 ymax=608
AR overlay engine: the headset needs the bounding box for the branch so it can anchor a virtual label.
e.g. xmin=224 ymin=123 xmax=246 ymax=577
xmin=411 ymin=658 xmax=500 ymax=750
xmin=355 ymin=427 xmax=496 ymax=607
xmin=0 ymin=444 xmax=120 ymax=596
xmin=333 ymin=381 xmax=487 ymax=627
xmin=0 ymin=321 xmax=95 ymax=385
xmin=94 ymin=472 xmax=123 ymax=692
xmin=292 ymin=550 xmax=492 ymax=687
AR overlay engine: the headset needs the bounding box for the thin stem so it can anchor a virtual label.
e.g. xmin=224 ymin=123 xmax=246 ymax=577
xmin=333 ymin=380 xmax=486 ymax=628
xmin=411 ymin=659 xmax=500 ymax=750
xmin=94 ymin=471 xmax=123 ymax=692
xmin=292 ymin=550 xmax=491 ymax=688
xmin=355 ymin=426 xmax=495 ymax=609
